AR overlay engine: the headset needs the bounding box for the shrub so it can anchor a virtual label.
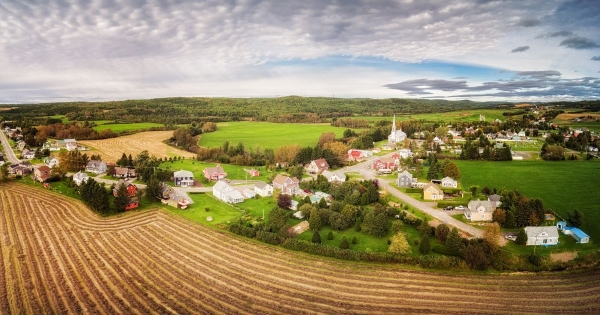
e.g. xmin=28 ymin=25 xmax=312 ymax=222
xmin=516 ymin=228 xmax=527 ymax=245
xmin=255 ymin=231 xmax=285 ymax=245
xmin=312 ymin=231 xmax=321 ymax=244
xmin=432 ymin=244 xmax=461 ymax=257
xmin=340 ymin=236 xmax=349 ymax=249
xmin=352 ymin=236 xmax=358 ymax=244
xmin=327 ymin=231 xmax=334 ymax=240
xmin=405 ymin=188 xmax=423 ymax=193
xmin=419 ymin=235 xmax=430 ymax=254
xmin=528 ymin=254 xmax=542 ymax=266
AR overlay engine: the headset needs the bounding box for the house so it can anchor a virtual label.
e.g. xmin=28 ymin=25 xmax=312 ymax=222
xmin=174 ymin=170 xmax=195 ymax=187
xmin=9 ymin=164 xmax=31 ymax=176
xmin=398 ymin=148 xmax=412 ymax=159
xmin=64 ymin=139 xmax=78 ymax=151
xmin=113 ymin=167 xmax=136 ymax=178
xmin=213 ymin=181 xmax=244 ymax=204
xmin=440 ymin=177 xmax=457 ymax=188
xmin=487 ymin=194 xmax=502 ymax=207
xmin=16 ymin=140 xmax=26 ymax=151
xmin=272 ymin=174 xmax=300 ymax=195
xmin=464 ymin=200 xmax=496 ymax=222
xmin=254 ymin=182 xmax=274 ymax=197
xmin=160 ymin=186 xmax=194 ymax=209
xmin=86 ymin=160 xmax=107 ymax=174
xmin=34 ymin=165 xmax=51 ymax=183
xmin=203 ymin=164 xmax=227 ymax=181
xmin=243 ymin=188 xmax=256 ymax=199
xmin=557 ymin=222 xmax=590 ymax=244
xmin=72 ymin=171 xmax=89 ymax=186
xmin=346 ymin=149 xmax=372 ymax=162
xmin=524 ymin=226 xmax=559 ymax=246
xmin=45 ymin=156 xmax=59 ymax=168
xmin=372 ymin=158 xmax=397 ymax=172
xmin=396 ymin=170 xmax=416 ymax=187
xmin=423 ymin=182 xmax=444 ymax=201
xmin=113 ymin=179 xmax=137 ymax=197
xmin=388 ymin=115 xmax=407 ymax=143
xmin=306 ymin=159 xmax=330 ymax=174
xmin=321 ymin=170 xmax=346 ymax=183
xmin=21 ymin=149 xmax=35 ymax=159
xmin=433 ymin=136 xmax=444 ymax=145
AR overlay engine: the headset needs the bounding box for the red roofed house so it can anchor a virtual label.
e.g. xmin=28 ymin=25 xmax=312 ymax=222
xmin=113 ymin=179 xmax=138 ymax=197
xmin=372 ymin=158 xmax=398 ymax=173
xmin=34 ymin=165 xmax=51 ymax=183
xmin=203 ymin=164 xmax=227 ymax=181
xmin=306 ymin=159 xmax=330 ymax=174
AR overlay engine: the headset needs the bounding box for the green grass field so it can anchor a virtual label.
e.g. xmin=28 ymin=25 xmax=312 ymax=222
xmin=198 ymin=121 xmax=355 ymax=149
xmin=455 ymin=160 xmax=600 ymax=241
xmin=165 ymin=193 xmax=244 ymax=226
xmin=351 ymin=109 xmax=515 ymax=124
xmin=159 ymin=159 xmax=274 ymax=186
xmin=92 ymin=122 xmax=164 ymax=133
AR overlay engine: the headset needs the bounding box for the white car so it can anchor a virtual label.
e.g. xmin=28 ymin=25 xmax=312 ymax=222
xmin=455 ymin=205 xmax=465 ymax=211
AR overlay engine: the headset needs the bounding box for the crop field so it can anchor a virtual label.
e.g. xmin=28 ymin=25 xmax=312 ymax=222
xmin=79 ymin=131 xmax=195 ymax=162
xmin=1 ymin=183 xmax=599 ymax=314
xmin=198 ymin=121 xmax=353 ymax=149
xmin=92 ymin=122 xmax=164 ymax=133
xmin=456 ymin=160 xmax=600 ymax=241
xmin=352 ymin=109 xmax=514 ymax=124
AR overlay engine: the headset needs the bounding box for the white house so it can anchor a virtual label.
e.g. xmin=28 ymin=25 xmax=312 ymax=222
xmin=72 ymin=171 xmax=89 ymax=186
xmin=85 ymin=160 xmax=107 ymax=174
xmin=524 ymin=226 xmax=559 ymax=246
xmin=398 ymin=148 xmax=412 ymax=159
xmin=440 ymin=177 xmax=457 ymax=188
xmin=213 ymin=181 xmax=244 ymax=204
xmin=388 ymin=115 xmax=407 ymax=143
xmin=243 ymin=188 xmax=256 ymax=199
xmin=21 ymin=149 xmax=35 ymax=159
xmin=64 ymin=139 xmax=78 ymax=151
xmin=174 ymin=170 xmax=194 ymax=187
xmin=44 ymin=156 xmax=59 ymax=168
xmin=464 ymin=200 xmax=495 ymax=222
xmin=254 ymin=181 xmax=273 ymax=197
xmin=321 ymin=170 xmax=346 ymax=183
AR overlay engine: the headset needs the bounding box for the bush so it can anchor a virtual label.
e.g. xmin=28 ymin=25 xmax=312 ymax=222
xmin=528 ymin=254 xmax=542 ymax=266
xmin=432 ymin=244 xmax=461 ymax=257
xmin=312 ymin=231 xmax=322 ymax=244
xmin=255 ymin=231 xmax=285 ymax=245
xmin=352 ymin=236 xmax=358 ymax=244
xmin=516 ymin=228 xmax=527 ymax=245
xmin=327 ymin=231 xmax=334 ymax=240
xmin=340 ymin=236 xmax=349 ymax=249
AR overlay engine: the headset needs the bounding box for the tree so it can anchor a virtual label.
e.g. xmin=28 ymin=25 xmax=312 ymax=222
xmin=443 ymin=160 xmax=461 ymax=179
xmin=312 ymin=231 xmax=321 ymax=244
xmin=318 ymin=197 xmax=328 ymax=209
xmin=362 ymin=209 xmax=388 ymax=237
xmin=568 ymin=210 xmax=584 ymax=227
xmin=268 ymin=206 xmax=289 ymax=232
xmin=445 ymin=227 xmax=463 ymax=253
xmin=419 ymin=235 xmax=430 ymax=254
xmin=327 ymin=230 xmax=334 ymax=240
xmin=113 ymin=182 xmax=130 ymax=212
xmin=145 ymin=176 xmax=162 ymax=202
xmin=482 ymin=223 xmax=501 ymax=253
xmin=352 ymin=236 xmax=358 ymax=244
xmin=434 ymin=224 xmax=450 ymax=242
xmin=318 ymin=132 xmax=336 ymax=147
xmin=469 ymin=185 xmax=478 ymax=198
xmin=492 ymin=209 xmax=506 ymax=226
xmin=277 ymin=194 xmax=292 ymax=209
xmin=388 ymin=232 xmax=411 ymax=255
xmin=463 ymin=243 xmax=490 ymax=270
xmin=309 ymin=208 xmax=322 ymax=231
xmin=299 ymin=204 xmax=315 ymax=220
xmin=418 ymin=219 xmax=431 ymax=236
xmin=516 ymin=228 xmax=527 ymax=245
xmin=339 ymin=236 xmax=349 ymax=249
xmin=504 ymin=210 xmax=516 ymax=228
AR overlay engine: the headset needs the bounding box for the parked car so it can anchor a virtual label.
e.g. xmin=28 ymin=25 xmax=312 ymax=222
xmin=443 ymin=206 xmax=453 ymax=211
xmin=455 ymin=205 xmax=465 ymax=211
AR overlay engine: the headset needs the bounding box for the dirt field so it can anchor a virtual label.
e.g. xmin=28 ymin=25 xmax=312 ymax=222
xmin=1 ymin=183 xmax=599 ymax=314
xmin=79 ymin=131 xmax=196 ymax=162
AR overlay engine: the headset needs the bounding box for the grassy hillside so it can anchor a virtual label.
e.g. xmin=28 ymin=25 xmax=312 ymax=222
xmin=456 ymin=160 xmax=600 ymax=240
xmin=352 ymin=109 xmax=514 ymax=124
xmin=92 ymin=122 xmax=164 ymax=133
xmin=198 ymin=121 xmax=354 ymax=149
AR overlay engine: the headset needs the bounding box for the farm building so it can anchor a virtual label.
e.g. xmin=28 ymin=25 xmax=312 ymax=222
xmin=557 ymin=221 xmax=590 ymax=244
xmin=465 ymin=200 xmax=495 ymax=222
xmin=174 ymin=169 xmax=195 ymax=187
xmin=423 ymin=182 xmax=443 ymax=201
xmin=524 ymin=226 xmax=559 ymax=246
xmin=203 ymin=164 xmax=227 ymax=181
xmin=113 ymin=179 xmax=137 ymax=197
xmin=245 ymin=169 xmax=260 ymax=177
xmin=125 ymin=199 xmax=139 ymax=210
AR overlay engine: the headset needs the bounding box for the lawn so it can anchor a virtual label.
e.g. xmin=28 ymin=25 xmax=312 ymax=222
xmin=92 ymin=122 xmax=164 ymax=133
xmin=160 ymin=159 xmax=275 ymax=187
xmin=164 ymin=193 xmax=244 ymax=226
xmin=455 ymin=160 xmax=600 ymax=241
xmin=198 ymin=121 xmax=356 ymax=149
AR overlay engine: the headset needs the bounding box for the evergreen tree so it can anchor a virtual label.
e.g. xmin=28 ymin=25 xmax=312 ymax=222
xmin=419 ymin=235 xmax=430 ymax=254
xmin=145 ymin=176 xmax=162 ymax=202
xmin=504 ymin=210 xmax=516 ymax=228
xmin=339 ymin=236 xmax=349 ymax=249
xmin=327 ymin=230 xmax=334 ymax=240
xmin=568 ymin=210 xmax=584 ymax=227
xmin=516 ymin=228 xmax=527 ymax=245
xmin=312 ymin=231 xmax=321 ymax=244
xmin=113 ymin=182 xmax=130 ymax=212
xmin=352 ymin=236 xmax=358 ymax=244
xmin=308 ymin=208 xmax=322 ymax=231
xmin=418 ymin=219 xmax=431 ymax=236
xmin=435 ymin=224 xmax=450 ymax=242
xmin=445 ymin=227 xmax=463 ymax=253
xmin=318 ymin=197 xmax=328 ymax=209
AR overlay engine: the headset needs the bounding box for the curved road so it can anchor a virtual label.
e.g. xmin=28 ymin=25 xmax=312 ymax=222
xmin=342 ymin=153 xmax=483 ymax=238
xmin=0 ymin=130 xmax=21 ymax=164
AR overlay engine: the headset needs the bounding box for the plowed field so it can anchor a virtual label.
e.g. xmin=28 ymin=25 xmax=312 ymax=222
xmin=1 ymin=183 xmax=599 ymax=314
xmin=79 ymin=131 xmax=195 ymax=162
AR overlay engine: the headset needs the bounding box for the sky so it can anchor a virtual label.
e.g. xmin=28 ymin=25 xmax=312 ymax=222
xmin=1 ymin=0 xmax=599 ymax=103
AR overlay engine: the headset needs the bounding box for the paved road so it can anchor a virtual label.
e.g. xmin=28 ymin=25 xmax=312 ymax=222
xmin=341 ymin=152 xmax=483 ymax=238
xmin=0 ymin=131 xmax=21 ymax=164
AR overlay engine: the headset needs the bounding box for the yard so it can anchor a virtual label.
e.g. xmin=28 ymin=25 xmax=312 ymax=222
xmin=159 ymin=159 xmax=274 ymax=186
xmin=198 ymin=121 xmax=356 ymax=149
xmin=165 ymin=192 xmax=244 ymax=226
xmin=455 ymin=159 xmax=600 ymax=241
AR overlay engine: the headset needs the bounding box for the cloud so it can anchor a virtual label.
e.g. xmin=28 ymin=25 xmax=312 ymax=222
xmin=511 ymin=46 xmax=530 ymax=53
xmin=559 ymin=36 xmax=600 ymax=49
xmin=516 ymin=18 xmax=541 ymax=27
xmin=385 ymin=71 xmax=600 ymax=99
xmin=592 ymin=56 xmax=600 ymax=61
xmin=537 ymin=31 xmax=573 ymax=38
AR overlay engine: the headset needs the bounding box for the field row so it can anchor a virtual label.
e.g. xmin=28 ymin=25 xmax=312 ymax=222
xmin=0 ymin=183 xmax=599 ymax=314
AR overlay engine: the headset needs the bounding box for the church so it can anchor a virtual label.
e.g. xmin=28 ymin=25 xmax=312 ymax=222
xmin=388 ymin=115 xmax=406 ymax=143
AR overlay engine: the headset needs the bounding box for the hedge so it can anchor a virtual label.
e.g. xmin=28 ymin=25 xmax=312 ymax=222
xmin=437 ymin=201 xmax=467 ymax=208
xmin=432 ymin=244 xmax=461 ymax=257
xmin=405 ymin=188 xmax=423 ymax=193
